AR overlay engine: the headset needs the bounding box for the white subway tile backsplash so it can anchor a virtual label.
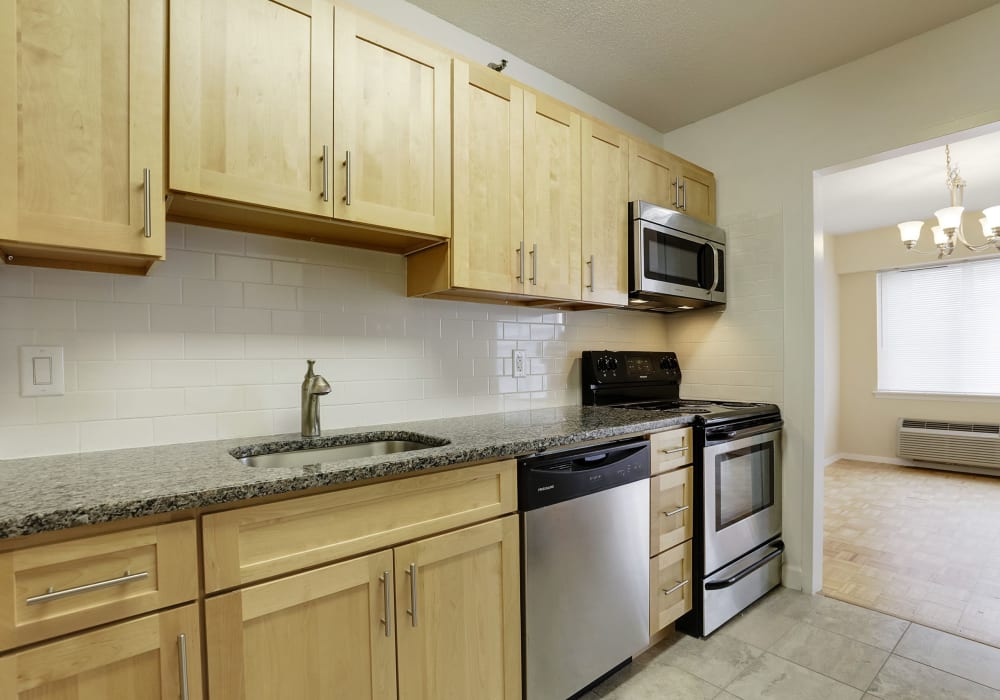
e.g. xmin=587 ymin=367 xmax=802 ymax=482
xmin=116 ymin=333 xmax=185 ymax=360
xmin=0 ymin=266 xmax=33 ymax=297
xmin=184 ymin=224 xmax=245 ymax=254
xmin=244 ymin=283 xmax=296 ymax=310
xmin=77 ymin=301 xmax=149 ymax=332
xmin=77 ymin=361 xmax=150 ymax=390
xmin=217 ymin=410 xmax=274 ymax=440
xmin=216 ymin=254 xmax=271 ymax=283
xmin=151 ymin=360 xmax=215 ymax=388
xmin=0 ymin=222 xmax=692 ymax=458
xmin=80 ymin=418 xmax=155 ymax=452
xmin=118 ymin=389 xmax=186 ymax=418
xmin=184 ymin=333 xmax=244 ymax=360
xmin=182 ymin=279 xmax=243 ymax=307
xmin=35 ymin=391 xmax=116 ymax=424
xmin=0 ymin=394 xmax=35 ymax=426
xmin=215 ymin=307 xmax=271 ymax=334
xmin=0 ymin=298 xmax=75 ymax=329
xmin=0 ymin=423 xmax=79 ymax=459
xmin=34 ymin=269 xmax=113 ymax=301
xmin=153 ymin=413 xmax=218 ymax=444
xmin=150 ymin=304 xmax=215 ymax=333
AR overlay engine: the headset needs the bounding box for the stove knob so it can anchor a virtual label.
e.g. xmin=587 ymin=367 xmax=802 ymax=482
xmin=596 ymin=355 xmax=611 ymax=372
xmin=659 ymin=356 xmax=671 ymax=370
xmin=607 ymin=356 xmax=619 ymax=371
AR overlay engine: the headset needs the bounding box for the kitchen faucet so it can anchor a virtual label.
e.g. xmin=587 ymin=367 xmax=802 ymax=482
xmin=301 ymin=360 xmax=331 ymax=437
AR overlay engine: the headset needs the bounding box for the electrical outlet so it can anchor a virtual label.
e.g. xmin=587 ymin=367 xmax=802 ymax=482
xmin=512 ymin=349 xmax=527 ymax=378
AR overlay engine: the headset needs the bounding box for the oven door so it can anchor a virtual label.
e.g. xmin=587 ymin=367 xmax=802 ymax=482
xmin=631 ymin=219 xmax=726 ymax=303
xmin=702 ymin=425 xmax=782 ymax=574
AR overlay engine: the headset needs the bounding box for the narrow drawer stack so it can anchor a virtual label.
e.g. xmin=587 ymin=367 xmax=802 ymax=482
xmin=648 ymin=427 xmax=695 ymax=636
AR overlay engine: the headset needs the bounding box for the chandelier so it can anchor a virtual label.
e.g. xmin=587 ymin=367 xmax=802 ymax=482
xmin=897 ymin=145 xmax=1000 ymax=257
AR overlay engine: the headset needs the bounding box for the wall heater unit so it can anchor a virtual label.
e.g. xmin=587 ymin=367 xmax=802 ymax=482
xmin=898 ymin=418 xmax=1000 ymax=471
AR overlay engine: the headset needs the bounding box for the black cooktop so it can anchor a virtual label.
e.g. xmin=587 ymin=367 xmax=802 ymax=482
xmin=581 ymin=350 xmax=779 ymax=426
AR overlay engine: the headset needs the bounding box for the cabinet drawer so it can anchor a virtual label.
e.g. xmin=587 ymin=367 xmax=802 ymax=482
xmin=0 ymin=521 xmax=198 ymax=651
xmin=203 ymin=460 xmax=516 ymax=592
xmin=649 ymin=427 xmax=692 ymax=475
xmin=650 ymin=540 xmax=693 ymax=636
xmin=650 ymin=466 xmax=694 ymax=556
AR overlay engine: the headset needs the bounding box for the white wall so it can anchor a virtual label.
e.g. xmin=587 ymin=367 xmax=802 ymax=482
xmin=660 ymin=3 xmax=1000 ymax=592
xmin=823 ymin=234 xmax=839 ymax=462
xmin=0 ymin=223 xmax=672 ymax=460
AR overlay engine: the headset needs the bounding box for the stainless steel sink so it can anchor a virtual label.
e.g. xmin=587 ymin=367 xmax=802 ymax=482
xmin=234 ymin=436 xmax=445 ymax=468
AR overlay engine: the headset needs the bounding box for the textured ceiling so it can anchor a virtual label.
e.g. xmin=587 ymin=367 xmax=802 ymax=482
xmin=821 ymin=127 xmax=1000 ymax=235
xmin=406 ymin=0 xmax=998 ymax=132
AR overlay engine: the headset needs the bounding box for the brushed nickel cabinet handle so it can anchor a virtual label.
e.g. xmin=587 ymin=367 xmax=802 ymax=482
xmin=178 ymin=633 xmax=190 ymax=700
xmin=406 ymin=563 xmax=418 ymax=627
xmin=516 ymin=245 xmax=524 ymax=282
xmin=662 ymin=505 xmax=690 ymax=517
xmin=659 ymin=446 xmax=687 ymax=455
xmin=529 ymin=243 xmax=538 ymax=285
xmin=662 ymin=579 xmax=689 ymax=596
xmin=672 ymin=177 xmax=679 ymax=208
xmin=681 ymin=181 xmax=687 ymax=210
xmin=380 ymin=570 xmax=393 ymax=638
xmin=343 ymin=150 xmax=352 ymax=205
xmin=586 ymin=254 xmax=595 ymax=290
xmin=26 ymin=570 xmax=149 ymax=605
xmin=142 ymin=168 xmax=152 ymax=238
xmin=321 ymin=145 xmax=330 ymax=202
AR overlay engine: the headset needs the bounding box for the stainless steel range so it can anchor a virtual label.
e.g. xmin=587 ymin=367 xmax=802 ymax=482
xmin=582 ymin=350 xmax=784 ymax=637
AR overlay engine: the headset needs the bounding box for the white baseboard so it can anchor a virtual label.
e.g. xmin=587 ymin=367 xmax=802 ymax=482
xmin=781 ymin=564 xmax=803 ymax=592
xmin=823 ymin=453 xmax=845 ymax=467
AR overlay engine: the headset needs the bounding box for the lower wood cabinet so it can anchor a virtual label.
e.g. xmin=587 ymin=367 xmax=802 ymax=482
xmin=650 ymin=541 xmax=693 ymax=636
xmin=206 ymin=515 xmax=521 ymax=700
xmin=0 ymin=603 xmax=202 ymax=699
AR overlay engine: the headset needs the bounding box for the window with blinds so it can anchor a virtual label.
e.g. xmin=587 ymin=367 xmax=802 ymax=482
xmin=877 ymin=257 xmax=1000 ymax=395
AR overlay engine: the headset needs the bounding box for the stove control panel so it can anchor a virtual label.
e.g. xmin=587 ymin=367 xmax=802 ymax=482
xmin=582 ymin=350 xmax=682 ymax=384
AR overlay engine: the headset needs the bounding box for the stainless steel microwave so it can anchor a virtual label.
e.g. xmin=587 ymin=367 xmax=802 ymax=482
xmin=628 ymin=201 xmax=727 ymax=312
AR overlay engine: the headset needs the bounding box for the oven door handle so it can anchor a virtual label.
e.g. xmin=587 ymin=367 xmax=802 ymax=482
xmin=707 ymin=420 xmax=784 ymax=443
xmin=704 ymin=541 xmax=784 ymax=590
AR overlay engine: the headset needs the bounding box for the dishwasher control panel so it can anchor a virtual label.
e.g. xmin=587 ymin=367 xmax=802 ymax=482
xmin=518 ymin=439 xmax=650 ymax=510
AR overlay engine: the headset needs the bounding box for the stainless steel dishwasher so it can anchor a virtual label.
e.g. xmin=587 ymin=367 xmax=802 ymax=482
xmin=520 ymin=438 xmax=651 ymax=700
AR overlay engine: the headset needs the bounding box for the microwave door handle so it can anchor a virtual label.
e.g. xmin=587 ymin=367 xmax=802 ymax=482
xmin=707 ymin=244 xmax=720 ymax=294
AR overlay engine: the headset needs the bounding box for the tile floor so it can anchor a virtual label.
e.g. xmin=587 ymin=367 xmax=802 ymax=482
xmin=823 ymin=459 xmax=1000 ymax=648
xmin=584 ymin=586 xmax=1000 ymax=699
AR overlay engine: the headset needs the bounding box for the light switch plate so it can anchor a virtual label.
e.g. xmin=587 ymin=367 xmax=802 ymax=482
xmin=512 ymin=349 xmax=527 ymax=378
xmin=19 ymin=346 xmax=65 ymax=397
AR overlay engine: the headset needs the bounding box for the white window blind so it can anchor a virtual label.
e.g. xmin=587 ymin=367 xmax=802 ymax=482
xmin=878 ymin=257 xmax=1000 ymax=395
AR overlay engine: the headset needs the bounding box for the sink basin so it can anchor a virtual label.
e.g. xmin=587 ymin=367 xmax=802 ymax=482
xmin=232 ymin=433 xmax=448 ymax=469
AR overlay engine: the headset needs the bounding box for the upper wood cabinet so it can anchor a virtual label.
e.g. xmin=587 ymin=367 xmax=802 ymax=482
xmin=581 ymin=120 xmax=629 ymax=305
xmin=333 ymin=7 xmax=451 ymax=237
xmin=0 ymin=0 xmax=165 ymax=274
xmin=395 ymin=516 xmax=521 ymax=700
xmin=523 ymin=92 xmax=582 ymax=301
xmin=169 ymin=0 xmax=334 ymax=217
xmin=675 ymin=159 xmax=717 ymax=224
xmin=628 ymin=139 xmax=676 ymax=209
xmin=450 ymin=61 xmax=524 ymax=295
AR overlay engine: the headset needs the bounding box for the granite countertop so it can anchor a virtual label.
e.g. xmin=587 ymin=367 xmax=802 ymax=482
xmin=0 ymin=406 xmax=694 ymax=541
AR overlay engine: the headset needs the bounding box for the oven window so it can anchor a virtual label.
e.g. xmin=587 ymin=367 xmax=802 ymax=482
xmin=643 ymin=228 xmax=711 ymax=289
xmin=715 ymin=443 xmax=774 ymax=530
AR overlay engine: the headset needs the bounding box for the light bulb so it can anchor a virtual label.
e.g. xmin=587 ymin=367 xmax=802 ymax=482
xmin=932 ymin=226 xmax=948 ymax=246
xmin=897 ymin=221 xmax=923 ymax=243
xmin=934 ymin=206 xmax=964 ymax=230
xmin=983 ymin=205 xmax=1000 ymax=232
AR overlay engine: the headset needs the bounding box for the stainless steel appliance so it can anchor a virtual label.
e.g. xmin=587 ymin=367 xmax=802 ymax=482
xmin=519 ymin=439 xmax=651 ymax=700
xmin=628 ymin=201 xmax=727 ymax=312
xmin=581 ymin=350 xmax=783 ymax=637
